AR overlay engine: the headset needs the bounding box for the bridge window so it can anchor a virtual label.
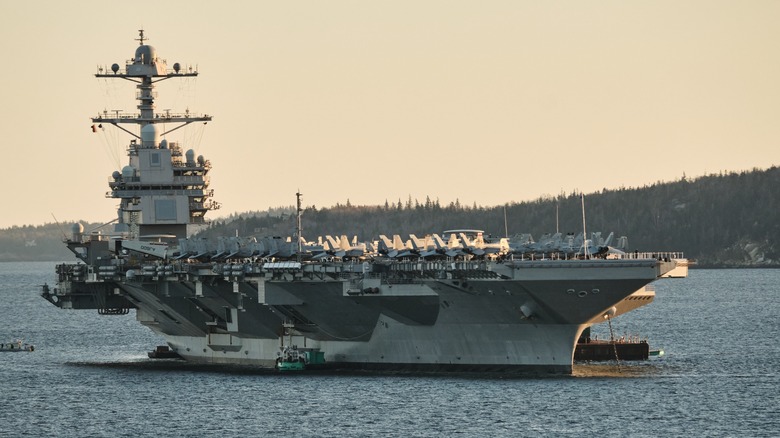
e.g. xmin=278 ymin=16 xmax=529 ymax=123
xmin=150 ymin=152 xmax=161 ymax=167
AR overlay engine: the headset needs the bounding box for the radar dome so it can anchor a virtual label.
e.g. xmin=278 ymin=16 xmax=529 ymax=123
xmin=122 ymin=165 xmax=136 ymax=178
xmin=160 ymin=138 xmax=168 ymax=149
xmin=173 ymin=63 xmax=181 ymax=73
xmin=134 ymin=45 xmax=157 ymax=65
xmin=197 ymin=155 xmax=205 ymax=165
xmin=141 ymin=124 xmax=159 ymax=147
xmin=112 ymin=170 xmax=121 ymax=180
xmin=111 ymin=63 xmax=120 ymax=73
xmin=71 ymin=222 xmax=84 ymax=242
xmin=185 ymin=149 xmax=195 ymax=164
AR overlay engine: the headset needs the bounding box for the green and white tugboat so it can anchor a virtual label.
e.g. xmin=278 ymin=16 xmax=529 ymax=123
xmin=275 ymin=323 xmax=325 ymax=371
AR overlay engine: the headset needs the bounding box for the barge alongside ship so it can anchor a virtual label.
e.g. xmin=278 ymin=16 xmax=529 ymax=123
xmin=40 ymin=32 xmax=685 ymax=374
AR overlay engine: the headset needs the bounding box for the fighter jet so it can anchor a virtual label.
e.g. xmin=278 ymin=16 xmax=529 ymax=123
xmin=323 ymin=235 xmax=366 ymax=259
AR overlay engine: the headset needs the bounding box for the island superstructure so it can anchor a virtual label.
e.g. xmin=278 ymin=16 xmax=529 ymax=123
xmin=95 ymin=30 xmax=216 ymax=242
xmin=41 ymin=32 xmax=685 ymax=373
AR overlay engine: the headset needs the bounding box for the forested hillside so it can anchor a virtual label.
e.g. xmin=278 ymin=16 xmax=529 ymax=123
xmin=2 ymin=167 xmax=778 ymax=266
xmin=0 ymin=222 xmax=104 ymax=262
xmin=198 ymin=167 xmax=779 ymax=267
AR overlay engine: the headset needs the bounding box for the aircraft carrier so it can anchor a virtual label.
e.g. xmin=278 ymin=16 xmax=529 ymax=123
xmin=41 ymin=32 xmax=685 ymax=373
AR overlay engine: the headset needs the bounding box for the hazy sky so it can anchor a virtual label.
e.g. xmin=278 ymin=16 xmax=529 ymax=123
xmin=1 ymin=1 xmax=778 ymax=229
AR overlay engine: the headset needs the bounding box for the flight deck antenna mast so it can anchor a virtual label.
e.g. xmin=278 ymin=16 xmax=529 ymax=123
xmin=296 ymin=191 xmax=303 ymax=262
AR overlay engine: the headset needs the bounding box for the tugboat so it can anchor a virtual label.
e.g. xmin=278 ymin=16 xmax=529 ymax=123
xmin=276 ymin=345 xmax=307 ymax=371
xmin=1 ymin=340 xmax=35 ymax=352
xmin=274 ymin=323 xmax=325 ymax=371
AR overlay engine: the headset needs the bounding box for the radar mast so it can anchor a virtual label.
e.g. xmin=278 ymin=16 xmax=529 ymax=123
xmin=94 ymin=31 xmax=219 ymax=241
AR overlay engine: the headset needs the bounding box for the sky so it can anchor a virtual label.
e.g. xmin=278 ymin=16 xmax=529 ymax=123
xmin=1 ymin=1 xmax=779 ymax=229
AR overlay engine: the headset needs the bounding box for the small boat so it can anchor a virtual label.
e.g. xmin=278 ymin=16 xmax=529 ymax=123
xmin=276 ymin=345 xmax=307 ymax=371
xmin=1 ymin=340 xmax=35 ymax=352
xmin=274 ymin=323 xmax=326 ymax=371
xmin=649 ymin=349 xmax=665 ymax=357
xmin=147 ymin=345 xmax=181 ymax=359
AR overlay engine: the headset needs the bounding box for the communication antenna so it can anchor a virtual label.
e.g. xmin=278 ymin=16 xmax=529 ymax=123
xmin=503 ymin=205 xmax=508 ymax=238
xmin=136 ymin=29 xmax=146 ymax=45
xmin=50 ymin=213 xmax=67 ymax=240
xmin=87 ymin=217 xmax=119 ymax=234
xmin=581 ymin=193 xmax=588 ymax=258
xmin=296 ymin=191 xmax=303 ymax=262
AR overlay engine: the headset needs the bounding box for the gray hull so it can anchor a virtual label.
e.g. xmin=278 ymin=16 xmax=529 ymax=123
xmin=45 ymin=258 xmax=674 ymax=373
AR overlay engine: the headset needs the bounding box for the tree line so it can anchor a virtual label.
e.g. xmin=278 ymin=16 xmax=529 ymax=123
xmin=3 ymin=166 xmax=778 ymax=266
xmin=198 ymin=166 xmax=780 ymax=267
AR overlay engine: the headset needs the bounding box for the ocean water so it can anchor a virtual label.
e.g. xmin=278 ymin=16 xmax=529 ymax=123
xmin=1 ymin=261 xmax=778 ymax=437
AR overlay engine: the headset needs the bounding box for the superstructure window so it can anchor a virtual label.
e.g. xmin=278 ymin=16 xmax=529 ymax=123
xmin=150 ymin=152 xmax=161 ymax=167
xmin=155 ymin=199 xmax=177 ymax=220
